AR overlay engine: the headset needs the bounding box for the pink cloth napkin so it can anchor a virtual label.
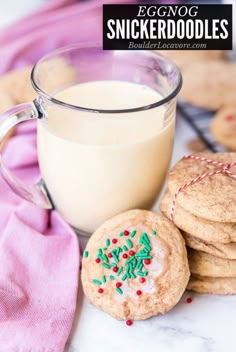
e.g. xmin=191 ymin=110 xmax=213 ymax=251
xmin=0 ymin=0 xmax=179 ymax=349
xmin=0 ymin=0 xmax=180 ymax=74
xmin=0 ymin=0 xmax=126 ymax=349
xmin=0 ymin=120 xmax=79 ymax=351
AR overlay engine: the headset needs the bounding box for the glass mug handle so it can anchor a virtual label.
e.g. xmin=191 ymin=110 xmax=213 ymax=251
xmin=0 ymin=101 xmax=53 ymax=209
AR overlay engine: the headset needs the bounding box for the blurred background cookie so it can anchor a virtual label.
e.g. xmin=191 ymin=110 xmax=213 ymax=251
xmin=180 ymin=61 xmax=236 ymax=110
xmin=0 ymin=66 xmax=36 ymax=103
xmin=210 ymin=107 xmax=236 ymax=151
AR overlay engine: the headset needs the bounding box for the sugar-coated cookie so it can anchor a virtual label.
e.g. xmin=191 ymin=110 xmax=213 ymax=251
xmin=188 ymin=275 xmax=236 ymax=295
xmin=160 ymin=190 xmax=236 ymax=244
xmin=188 ymin=249 xmax=236 ymax=278
xmin=159 ymin=50 xmax=225 ymax=68
xmin=210 ymin=107 xmax=236 ymax=151
xmin=168 ymin=152 xmax=236 ymax=223
xmin=180 ymin=61 xmax=236 ymax=110
xmin=82 ymin=210 xmax=189 ymax=320
xmin=184 ymin=232 xmax=236 ymax=260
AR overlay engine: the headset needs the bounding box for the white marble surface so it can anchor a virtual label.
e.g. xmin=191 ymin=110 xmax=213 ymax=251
xmin=1 ymin=2 xmax=236 ymax=352
xmin=66 ymin=115 xmax=236 ymax=352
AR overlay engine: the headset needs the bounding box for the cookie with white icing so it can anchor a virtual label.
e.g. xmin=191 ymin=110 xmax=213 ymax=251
xmin=81 ymin=210 xmax=189 ymax=320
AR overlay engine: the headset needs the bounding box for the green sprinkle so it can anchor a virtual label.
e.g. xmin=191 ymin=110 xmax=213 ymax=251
xmin=130 ymin=258 xmax=137 ymax=269
xmin=111 ymin=262 xmax=117 ymax=267
xmin=123 ymin=245 xmax=128 ymax=251
xmin=152 ymin=230 xmax=157 ymax=235
xmin=102 ymin=275 xmax=106 ymax=283
xmin=143 ymin=271 xmax=148 ymax=276
xmin=117 ymin=247 xmax=123 ymax=254
xmin=130 ymin=230 xmax=136 ymax=238
xmin=144 ymin=243 xmax=151 ymax=250
xmin=84 ymin=251 xmax=89 ymax=258
xmin=137 ymin=261 xmax=143 ymax=271
xmin=126 ymin=256 xmax=135 ymax=264
xmin=117 ymin=266 xmax=123 ymax=276
xmin=130 ymin=272 xmax=136 ymax=279
xmin=139 ymin=233 xmax=150 ymax=245
xmin=143 ymin=232 xmax=150 ymax=242
xmin=93 ymin=279 xmax=102 ymax=285
xmin=98 ymin=248 xmax=102 ymax=255
xmin=106 ymin=238 xmax=110 ymax=246
xmin=119 ymin=231 xmax=124 ymax=237
xmin=111 ymin=250 xmax=119 ymax=263
xmin=102 ymin=263 xmax=111 ymax=269
xmin=126 ymin=272 xmax=132 ymax=278
xmin=97 ymin=254 xmax=103 ymax=260
xmin=122 ymin=274 xmax=127 ymax=281
xmin=137 ymin=271 xmax=145 ymax=276
xmin=103 ymin=247 xmax=107 ymax=251
xmin=135 ymin=254 xmax=153 ymax=259
xmin=103 ymin=254 xmax=109 ymax=263
xmin=139 ymin=239 xmax=148 ymax=247
xmin=110 ymin=275 xmax=115 ymax=280
xmin=126 ymin=239 xmax=133 ymax=249
xmin=113 ymin=256 xmax=119 ymax=263
xmin=116 ymin=287 xmax=123 ymax=295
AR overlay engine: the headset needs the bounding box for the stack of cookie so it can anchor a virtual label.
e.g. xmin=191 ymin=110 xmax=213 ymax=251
xmin=160 ymin=152 xmax=236 ymax=295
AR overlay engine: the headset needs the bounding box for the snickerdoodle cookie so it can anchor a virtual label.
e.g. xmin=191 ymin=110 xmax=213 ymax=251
xmin=210 ymin=107 xmax=236 ymax=151
xmin=188 ymin=275 xmax=236 ymax=295
xmin=188 ymin=249 xmax=236 ymax=278
xmin=183 ymin=232 xmax=236 ymax=260
xmin=160 ymin=190 xmax=236 ymax=243
xmin=82 ymin=210 xmax=189 ymax=320
xmin=168 ymin=152 xmax=236 ymax=223
xmin=180 ymin=61 xmax=236 ymax=110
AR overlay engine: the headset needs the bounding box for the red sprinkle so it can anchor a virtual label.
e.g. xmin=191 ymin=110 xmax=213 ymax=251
xmin=124 ymin=230 xmax=130 ymax=236
xmin=139 ymin=278 xmax=146 ymax=283
xmin=186 ymin=297 xmax=192 ymax=304
xmin=129 ymin=250 xmax=135 ymax=256
xmin=136 ymin=290 xmax=142 ymax=296
xmin=144 ymin=259 xmax=151 ymax=265
xmin=95 ymin=258 xmax=101 ymax=263
xmin=112 ymin=238 xmax=118 ymax=244
xmin=225 ymin=115 xmax=234 ymax=121
xmin=126 ymin=320 xmax=133 ymax=326
xmin=108 ymin=253 xmax=112 ymax=258
xmin=122 ymin=253 xmax=128 ymax=259
xmin=113 ymin=267 xmax=118 ymax=273
xmin=98 ymin=288 xmax=104 ymax=294
xmin=116 ymin=282 xmax=122 ymax=288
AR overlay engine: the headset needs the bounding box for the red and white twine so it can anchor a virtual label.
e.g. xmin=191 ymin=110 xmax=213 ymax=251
xmin=170 ymin=154 xmax=236 ymax=222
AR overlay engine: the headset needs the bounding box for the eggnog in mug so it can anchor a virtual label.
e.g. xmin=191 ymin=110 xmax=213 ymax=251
xmin=37 ymin=80 xmax=175 ymax=234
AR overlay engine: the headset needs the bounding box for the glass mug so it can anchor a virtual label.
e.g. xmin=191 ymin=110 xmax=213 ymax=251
xmin=0 ymin=44 xmax=182 ymax=236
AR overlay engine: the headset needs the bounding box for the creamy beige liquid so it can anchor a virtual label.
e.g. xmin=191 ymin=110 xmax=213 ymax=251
xmin=37 ymin=81 xmax=175 ymax=234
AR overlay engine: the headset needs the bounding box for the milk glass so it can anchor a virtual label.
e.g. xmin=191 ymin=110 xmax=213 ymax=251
xmin=0 ymin=44 xmax=182 ymax=236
